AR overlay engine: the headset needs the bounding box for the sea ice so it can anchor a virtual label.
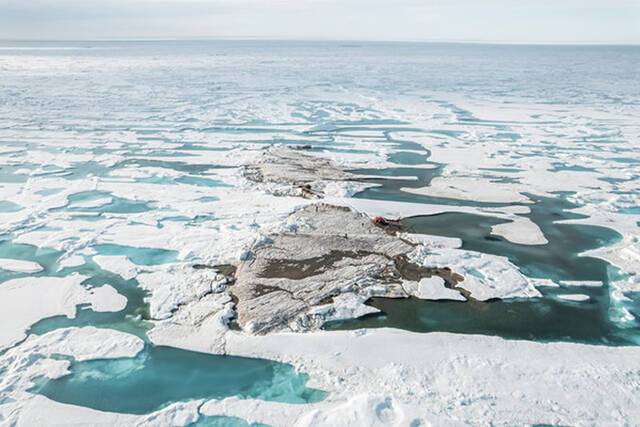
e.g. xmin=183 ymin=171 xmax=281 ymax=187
xmin=560 ymin=280 xmax=603 ymax=287
xmin=409 ymin=246 xmax=542 ymax=300
xmin=92 ymin=255 xmax=138 ymax=280
xmin=0 ymin=258 xmax=44 ymax=273
xmin=217 ymin=328 xmax=640 ymax=426
xmin=557 ymin=294 xmax=591 ymax=302
xmin=403 ymin=276 xmax=466 ymax=301
xmin=0 ymin=274 xmax=127 ymax=350
xmin=58 ymin=255 xmax=86 ymax=269
xmin=137 ymin=266 xmax=230 ymax=320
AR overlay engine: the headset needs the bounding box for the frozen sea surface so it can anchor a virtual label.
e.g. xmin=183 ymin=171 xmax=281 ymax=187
xmin=0 ymin=40 xmax=639 ymax=419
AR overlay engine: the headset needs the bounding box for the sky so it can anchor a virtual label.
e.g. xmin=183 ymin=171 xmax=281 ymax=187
xmin=0 ymin=0 xmax=639 ymax=44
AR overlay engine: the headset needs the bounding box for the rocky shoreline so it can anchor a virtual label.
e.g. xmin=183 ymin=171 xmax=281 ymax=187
xmin=231 ymin=202 xmax=465 ymax=334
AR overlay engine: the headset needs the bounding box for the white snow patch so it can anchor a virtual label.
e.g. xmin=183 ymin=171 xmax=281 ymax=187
xmin=403 ymin=176 xmax=531 ymax=204
xmin=321 ymin=181 xmax=373 ymax=198
xmin=69 ymin=197 xmax=113 ymax=209
xmin=0 ymin=274 xmax=127 ymax=350
xmin=560 ymin=280 xmax=603 ymax=288
xmin=137 ymin=266 xmax=229 ymax=320
xmin=401 ymin=233 xmax=462 ymax=249
xmin=215 ymin=328 xmax=640 ymax=427
xmin=306 ymin=293 xmax=380 ymax=324
xmin=410 ymin=246 xmax=542 ymax=301
xmin=93 ymin=255 xmax=138 ymax=280
xmin=58 ymin=255 xmax=86 ymax=269
xmin=530 ymin=278 xmax=561 ymax=288
xmin=87 ymin=284 xmax=128 ymax=312
xmin=0 ymin=258 xmax=43 ymax=273
xmin=148 ymin=292 xmax=234 ymax=354
xmin=331 ymin=196 xmax=546 ymax=245
xmin=491 ymin=217 xmax=548 ymax=245
xmin=404 ymin=276 xmax=466 ymax=301
xmin=557 ymin=294 xmax=591 ymax=302
xmin=0 ymin=328 xmax=145 ymax=427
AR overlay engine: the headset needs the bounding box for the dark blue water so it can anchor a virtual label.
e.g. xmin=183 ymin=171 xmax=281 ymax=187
xmin=333 ymin=194 xmax=639 ymax=345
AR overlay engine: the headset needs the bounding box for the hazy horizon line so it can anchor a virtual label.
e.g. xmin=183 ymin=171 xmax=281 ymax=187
xmin=1 ymin=37 xmax=639 ymax=47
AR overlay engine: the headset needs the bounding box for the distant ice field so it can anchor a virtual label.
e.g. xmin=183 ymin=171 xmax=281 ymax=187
xmin=0 ymin=41 xmax=639 ymax=424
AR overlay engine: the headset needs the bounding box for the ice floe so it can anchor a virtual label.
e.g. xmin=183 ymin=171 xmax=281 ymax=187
xmin=403 ymin=175 xmax=532 ymax=204
xmin=137 ymin=266 xmax=230 ymax=321
xmin=0 ymin=258 xmax=43 ymax=273
xmin=409 ymin=246 xmax=542 ymax=301
xmin=403 ymin=276 xmax=467 ymax=301
xmin=557 ymin=294 xmax=591 ymax=302
xmin=0 ymin=274 xmax=127 ymax=350
xmin=92 ymin=255 xmax=139 ymax=280
xmin=560 ymin=280 xmax=603 ymax=288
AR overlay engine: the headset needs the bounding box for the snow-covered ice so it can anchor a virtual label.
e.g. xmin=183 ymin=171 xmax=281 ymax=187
xmin=0 ymin=258 xmax=44 ymax=273
xmin=403 ymin=276 xmax=466 ymax=301
xmin=0 ymin=41 xmax=638 ymax=426
xmin=0 ymin=275 xmax=127 ymax=350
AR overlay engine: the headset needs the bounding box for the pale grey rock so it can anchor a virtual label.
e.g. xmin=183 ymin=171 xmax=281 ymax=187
xmin=232 ymin=203 xmax=456 ymax=334
xmin=233 ymin=148 xmax=462 ymax=334
xmin=244 ymin=147 xmax=357 ymax=198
